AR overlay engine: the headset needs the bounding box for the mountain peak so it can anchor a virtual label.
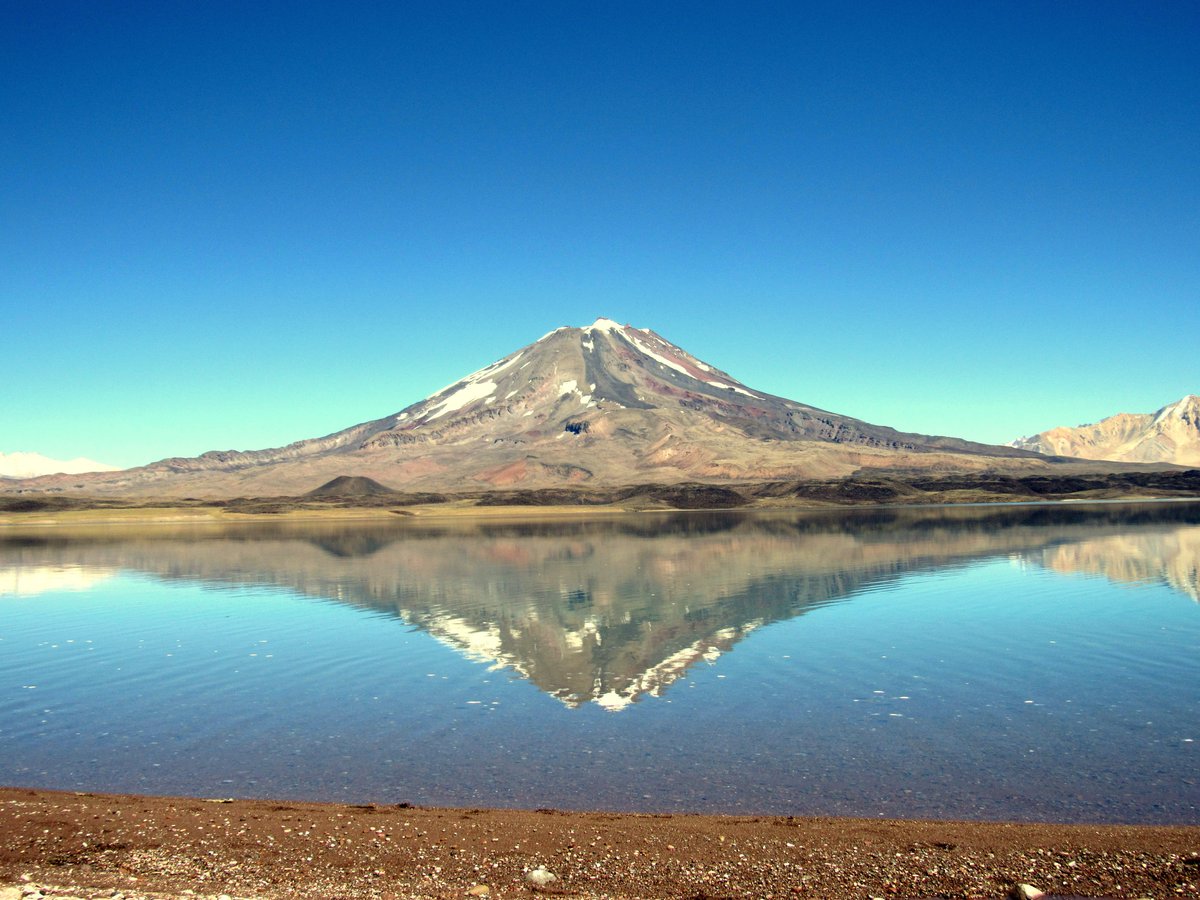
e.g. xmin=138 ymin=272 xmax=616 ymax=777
xmin=1013 ymin=394 xmax=1200 ymax=466
xmin=1156 ymin=394 xmax=1200 ymax=419
xmin=582 ymin=317 xmax=626 ymax=333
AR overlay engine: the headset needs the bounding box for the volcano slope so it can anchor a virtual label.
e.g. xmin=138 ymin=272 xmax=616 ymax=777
xmin=3 ymin=318 xmax=1153 ymax=500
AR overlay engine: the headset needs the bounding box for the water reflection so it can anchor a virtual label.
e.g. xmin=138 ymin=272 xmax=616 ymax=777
xmin=1036 ymin=527 xmax=1200 ymax=600
xmin=0 ymin=564 xmax=117 ymax=596
xmin=2 ymin=503 xmax=1198 ymax=710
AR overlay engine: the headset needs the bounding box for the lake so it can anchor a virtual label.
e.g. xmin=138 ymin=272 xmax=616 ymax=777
xmin=1 ymin=502 xmax=1197 ymax=823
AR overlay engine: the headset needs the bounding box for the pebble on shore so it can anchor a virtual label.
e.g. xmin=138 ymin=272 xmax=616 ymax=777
xmin=2 ymin=787 xmax=1197 ymax=900
xmin=524 ymin=865 xmax=557 ymax=887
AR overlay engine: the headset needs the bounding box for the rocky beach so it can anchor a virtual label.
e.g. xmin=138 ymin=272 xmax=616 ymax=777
xmin=1 ymin=788 xmax=1197 ymax=899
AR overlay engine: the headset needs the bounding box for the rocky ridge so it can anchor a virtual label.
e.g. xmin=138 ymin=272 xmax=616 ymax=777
xmin=1012 ymin=394 xmax=1200 ymax=466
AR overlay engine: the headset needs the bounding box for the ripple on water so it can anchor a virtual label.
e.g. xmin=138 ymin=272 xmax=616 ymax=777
xmin=0 ymin=510 xmax=1197 ymax=823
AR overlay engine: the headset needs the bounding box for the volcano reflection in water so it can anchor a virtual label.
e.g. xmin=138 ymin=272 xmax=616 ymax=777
xmin=4 ymin=503 xmax=1198 ymax=712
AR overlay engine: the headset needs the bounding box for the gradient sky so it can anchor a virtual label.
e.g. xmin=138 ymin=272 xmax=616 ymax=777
xmin=3 ymin=1 xmax=1197 ymax=469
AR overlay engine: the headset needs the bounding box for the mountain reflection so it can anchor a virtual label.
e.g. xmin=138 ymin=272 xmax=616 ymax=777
xmin=2 ymin=502 xmax=1198 ymax=709
xmin=1036 ymin=527 xmax=1200 ymax=601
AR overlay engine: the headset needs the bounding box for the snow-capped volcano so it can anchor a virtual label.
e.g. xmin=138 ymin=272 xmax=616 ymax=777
xmin=8 ymin=318 xmax=1048 ymax=497
xmin=394 ymin=318 xmax=760 ymax=430
xmin=355 ymin=317 xmax=1030 ymax=467
xmin=365 ymin=318 xmax=759 ymax=434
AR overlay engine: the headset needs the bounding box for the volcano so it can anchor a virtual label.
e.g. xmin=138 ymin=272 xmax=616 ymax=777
xmin=11 ymin=318 xmax=1053 ymax=498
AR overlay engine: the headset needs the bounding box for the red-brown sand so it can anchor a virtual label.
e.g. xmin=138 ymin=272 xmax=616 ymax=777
xmin=1 ymin=788 xmax=1197 ymax=899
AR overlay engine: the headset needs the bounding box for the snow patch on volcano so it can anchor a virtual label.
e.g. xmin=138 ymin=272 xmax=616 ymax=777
xmin=623 ymin=330 xmax=693 ymax=378
xmin=583 ymin=317 xmax=624 ymax=334
xmin=424 ymin=379 xmax=498 ymax=421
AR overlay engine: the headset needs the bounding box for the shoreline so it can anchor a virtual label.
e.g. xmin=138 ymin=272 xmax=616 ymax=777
xmin=2 ymin=469 xmax=1198 ymax=528
xmin=2 ymin=493 xmax=1200 ymax=530
xmin=2 ymin=788 xmax=1198 ymax=900
xmin=0 ymin=503 xmax=645 ymax=529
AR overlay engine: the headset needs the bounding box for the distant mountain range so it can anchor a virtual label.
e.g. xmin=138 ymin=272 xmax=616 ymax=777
xmin=0 ymin=451 xmax=117 ymax=480
xmin=3 ymin=319 xmax=1182 ymax=498
xmin=1012 ymin=395 xmax=1200 ymax=467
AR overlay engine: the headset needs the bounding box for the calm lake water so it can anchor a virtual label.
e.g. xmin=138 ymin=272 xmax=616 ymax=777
xmin=1 ymin=502 xmax=1197 ymax=823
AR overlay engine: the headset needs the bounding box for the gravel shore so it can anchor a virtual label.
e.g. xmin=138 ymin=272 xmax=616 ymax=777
xmin=1 ymin=788 xmax=1197 ymax=899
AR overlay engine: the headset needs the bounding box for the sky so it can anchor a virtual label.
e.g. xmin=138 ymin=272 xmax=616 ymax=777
xmin=2 ymin=1 xmax=1198 ymax=469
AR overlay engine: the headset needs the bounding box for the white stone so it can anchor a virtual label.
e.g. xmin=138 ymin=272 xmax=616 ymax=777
xmin=525 ymin=865 xmax=557 ymax=887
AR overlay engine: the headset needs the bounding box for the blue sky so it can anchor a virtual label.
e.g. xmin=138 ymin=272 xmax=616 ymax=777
xmin=3 ymin=1 xmax=1197 ymax=468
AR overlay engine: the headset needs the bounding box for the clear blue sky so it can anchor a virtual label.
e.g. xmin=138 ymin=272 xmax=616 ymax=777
xmin=3 ymin=1 xmax=1197 ymax=468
